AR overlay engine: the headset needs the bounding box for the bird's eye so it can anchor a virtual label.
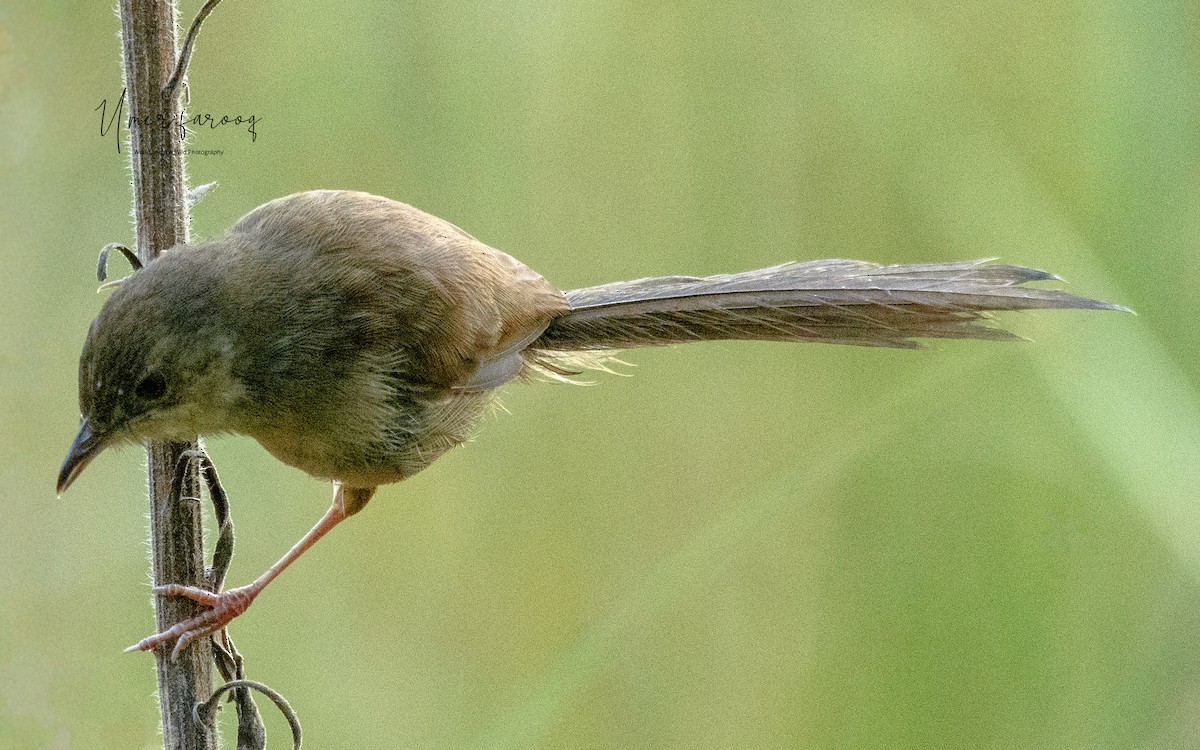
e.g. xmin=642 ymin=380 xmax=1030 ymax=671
xmin=135 ymin=373 xmax=167 ymax=401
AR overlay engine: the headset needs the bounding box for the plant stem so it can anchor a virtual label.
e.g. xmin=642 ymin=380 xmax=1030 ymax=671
xmin=117 ymin=1 xmax=214 ymax=748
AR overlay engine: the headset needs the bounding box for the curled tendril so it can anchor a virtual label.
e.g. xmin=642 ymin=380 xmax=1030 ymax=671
xmin=96 ymin=243 xmax=142 ymax=289
xmin=195 ymin=679 xmax=302 ymax=750
xmin=164 ymin=0 xmax=226 ymax=101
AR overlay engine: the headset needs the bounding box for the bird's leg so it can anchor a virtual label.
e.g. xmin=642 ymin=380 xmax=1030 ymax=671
xmin=127 ymin=483 xmax=376 ymax=661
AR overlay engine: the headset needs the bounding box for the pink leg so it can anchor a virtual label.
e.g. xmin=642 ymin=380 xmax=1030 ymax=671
xmin=128 ymin=484 xmax=375 ymax=660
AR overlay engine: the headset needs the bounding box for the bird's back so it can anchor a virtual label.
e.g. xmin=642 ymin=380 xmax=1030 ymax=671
xmin=220 ymin=190 xmax=567 ymax=485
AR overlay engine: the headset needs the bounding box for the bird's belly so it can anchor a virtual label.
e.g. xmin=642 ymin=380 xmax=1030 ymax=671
xmin=254 ymin=434 xmax=410 ymax=486
xmin=249 ymin=390 xmax=495 ymax=486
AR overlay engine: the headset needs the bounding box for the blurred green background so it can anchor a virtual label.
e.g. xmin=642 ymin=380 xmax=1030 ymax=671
xmin=1 ymin=1 xmax=1196 ymax=748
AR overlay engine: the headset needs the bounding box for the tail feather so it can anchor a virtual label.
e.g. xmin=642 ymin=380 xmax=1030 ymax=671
xmin=533 ymin=259 xmax=1126 ymax=351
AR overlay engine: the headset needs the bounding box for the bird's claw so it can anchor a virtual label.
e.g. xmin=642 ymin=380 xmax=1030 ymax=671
xmin=126 ymin=583 xmax=259 ymax=661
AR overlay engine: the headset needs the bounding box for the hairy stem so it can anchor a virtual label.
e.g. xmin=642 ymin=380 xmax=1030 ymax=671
xmin=117 ymin=1 xmax=213 ymax=748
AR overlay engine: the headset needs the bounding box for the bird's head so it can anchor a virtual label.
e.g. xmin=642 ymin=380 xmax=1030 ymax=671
xmin=58 ymin=252 xmax=244 ymax=493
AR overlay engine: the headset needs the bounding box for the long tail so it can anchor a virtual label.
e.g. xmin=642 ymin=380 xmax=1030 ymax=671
xmin=533 ymin=259 xmax=1125 ymax=351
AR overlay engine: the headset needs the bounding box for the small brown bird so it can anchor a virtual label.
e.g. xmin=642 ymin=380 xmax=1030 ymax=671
xmin=58 ymin=190 xmax=1124 ymax=658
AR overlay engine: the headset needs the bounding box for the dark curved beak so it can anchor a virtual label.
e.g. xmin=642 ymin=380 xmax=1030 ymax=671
xmin=57 ymin=417 xmax=107 ymax=495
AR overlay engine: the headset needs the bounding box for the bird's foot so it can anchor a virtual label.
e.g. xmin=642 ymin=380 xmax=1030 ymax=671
xmin=125 ymin=583 xmax=260 ymax=661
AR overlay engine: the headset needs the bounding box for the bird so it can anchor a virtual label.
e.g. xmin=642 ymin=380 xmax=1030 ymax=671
xmin=57 ymin=189 xmax=1126 ymax=659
